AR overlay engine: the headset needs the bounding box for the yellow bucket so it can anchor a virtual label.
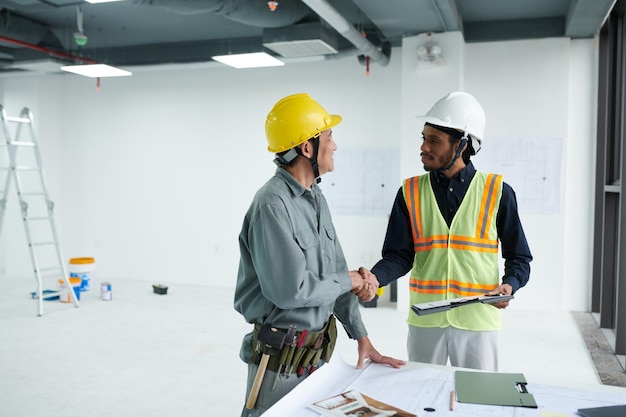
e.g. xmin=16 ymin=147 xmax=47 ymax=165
xmin=69 ymin=257 xmax=96 ymax=291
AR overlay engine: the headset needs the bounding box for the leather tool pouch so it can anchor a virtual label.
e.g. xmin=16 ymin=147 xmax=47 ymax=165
xmin=251 ymin=315 xmax=338 ymax=373
xmin=320 ymin=315 xmax=337 ymax=364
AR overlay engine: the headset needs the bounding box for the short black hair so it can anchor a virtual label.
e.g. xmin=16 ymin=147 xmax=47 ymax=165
xmin=425 ymin=122 xmax=476 ymax=164
xmin=425 ymin=122 xmax=463 ymax=141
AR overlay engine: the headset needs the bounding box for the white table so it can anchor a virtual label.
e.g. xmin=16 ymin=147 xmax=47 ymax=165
xmin=262 ymin=355 xmax=626 ymax=417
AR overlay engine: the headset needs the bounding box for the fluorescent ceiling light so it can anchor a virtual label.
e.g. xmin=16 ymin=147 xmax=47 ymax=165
xmin=84 ymin=0 xmax=124 ymax=3
xmin=60 ymin=64 xmax=132 ymax=78
xmin=212 ymin=52 xmax=284 ymax=69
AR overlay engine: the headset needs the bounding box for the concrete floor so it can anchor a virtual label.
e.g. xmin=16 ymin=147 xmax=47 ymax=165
xmin=572 ymin=311 xmax=626 ymax=387
xmin=0 ymin=277 xmax=623 ymax=417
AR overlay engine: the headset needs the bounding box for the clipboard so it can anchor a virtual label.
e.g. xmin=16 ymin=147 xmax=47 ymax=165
xmin=455 ymin=370 xmax=538 ymax=408
xmin=411 ymin=294 xmax=514 ymax=316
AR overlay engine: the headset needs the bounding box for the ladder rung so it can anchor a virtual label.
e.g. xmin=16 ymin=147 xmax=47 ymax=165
xmin=5 ymin=116 xmax=31 ymax=123
xmin=20 ymin=192 xmax=46 ymax=196
xmin=9 ymin=141 xmax=36 ymax=147
xmin=39 ymin=266 xmax=64 ymax=274
xmin=25 ymin=216 xmax=51 ymax=221
xmin=31 ymin=241 xmax=58 ymax=247
xmin=15 ymin=166 xmax=40 ymax=171
xmin=40 ymin=275 xmax=63 ymax=281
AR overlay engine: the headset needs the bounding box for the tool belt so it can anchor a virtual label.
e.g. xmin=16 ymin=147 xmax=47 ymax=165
xmin=251 ymin=315 xmax=337 ymax=375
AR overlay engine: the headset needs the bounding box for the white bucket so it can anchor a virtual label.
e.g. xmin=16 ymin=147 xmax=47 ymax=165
xmin=69 ymin=257 xmax=96 ymax=292
xmin=58 ymin=278 xmax=82 ymax=303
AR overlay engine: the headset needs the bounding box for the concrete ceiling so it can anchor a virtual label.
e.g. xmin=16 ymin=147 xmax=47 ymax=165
xmin=0 ymin=0 xmax=616 ymax=75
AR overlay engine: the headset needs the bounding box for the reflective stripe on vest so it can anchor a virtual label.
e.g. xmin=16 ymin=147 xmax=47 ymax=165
xmin=406 ymin=174 xmax=501 ymax=254
xmin=403 ymin=172 xmax=503 ymax=330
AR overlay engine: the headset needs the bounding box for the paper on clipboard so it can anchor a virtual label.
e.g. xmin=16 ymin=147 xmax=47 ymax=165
xmin=411 ymin=294 xmax=514 ymax=316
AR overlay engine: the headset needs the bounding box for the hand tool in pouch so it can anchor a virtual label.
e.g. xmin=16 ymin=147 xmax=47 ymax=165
xmin=245 ymin=325 xmax=287 ymax=410
xmin=288 ymin=329 xmax=308 ymax=377
xmin=308 ymin=332 xmax=325 ymax=374
xmin=282 ymin=326 xmax=298 ymax=378
xmin=298 ymin=332 xmax=324 ymax=376
xmin=272 ymin=325 xmax=296 ymax=390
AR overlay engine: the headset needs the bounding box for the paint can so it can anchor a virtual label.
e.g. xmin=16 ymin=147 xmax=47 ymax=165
xmin=58 ymin=278 xmax=82 ymax=303
xmin=100 ymin=282 xmax=112 ymax=301
xmin=69 ymin=257 xmax=96 ymax=291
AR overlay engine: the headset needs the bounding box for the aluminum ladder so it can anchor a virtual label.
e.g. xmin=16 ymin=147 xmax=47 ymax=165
xmin=0 ymin=105 xmax=79 ymax=316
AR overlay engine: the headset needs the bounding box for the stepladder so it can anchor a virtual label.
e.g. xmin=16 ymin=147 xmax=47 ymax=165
xmin=0 ymin=105 xmax=79 ymax=316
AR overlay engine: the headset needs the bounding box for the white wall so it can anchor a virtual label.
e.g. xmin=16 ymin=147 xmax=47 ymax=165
xmin=0 ymin=54 xmax=403 ymax=288
xmin=0 ymin=33 xmax=597 ymax=313
xmin=464 ymin=37 xmax=596 ymax=312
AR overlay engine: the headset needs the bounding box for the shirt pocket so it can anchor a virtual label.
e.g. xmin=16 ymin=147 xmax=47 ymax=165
xmin=294 ymin=228 xmax=318 ymax=250
xmin=322 ymin=223 xmax=336 ymax=241
xmin=321 ymin=223 xmax=337 ymax=267
xmin=294 ymin=228 xmax=320 ymax=275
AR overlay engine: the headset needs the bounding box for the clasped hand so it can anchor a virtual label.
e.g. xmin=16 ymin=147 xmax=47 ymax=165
xmin=349 ymin=267 xmax=380 ymax=302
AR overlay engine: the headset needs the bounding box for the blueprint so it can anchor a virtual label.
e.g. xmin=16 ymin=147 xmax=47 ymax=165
xmin=263 ymin=355 xmax=626 ymax=417
xmin=320 ymin=147 xmax=400 ymax=217
xmin=473 ymin=137 xmax=563 ymax=214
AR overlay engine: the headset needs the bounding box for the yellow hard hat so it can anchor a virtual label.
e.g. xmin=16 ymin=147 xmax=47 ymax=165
xmin=265 ymin=93 xmax=342 ymax=153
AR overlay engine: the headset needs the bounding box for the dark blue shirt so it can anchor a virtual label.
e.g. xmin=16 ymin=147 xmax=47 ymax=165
xmin=371 ymin=162 xmax=532 ymax=293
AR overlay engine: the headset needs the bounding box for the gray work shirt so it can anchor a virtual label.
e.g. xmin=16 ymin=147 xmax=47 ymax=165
xmin=234 ymin=167 xmax=367 ymax=340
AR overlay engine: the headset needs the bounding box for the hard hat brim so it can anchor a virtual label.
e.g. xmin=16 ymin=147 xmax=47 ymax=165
xmin=417 ymin=115 xmax=460 ymax=132
xmin=417 ymin=115 xmax=482 ymax=141
xmin=327 ymin=114 xmax=342 ymax=130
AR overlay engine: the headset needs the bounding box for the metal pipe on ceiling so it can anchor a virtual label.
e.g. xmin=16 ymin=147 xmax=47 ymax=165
xmin=0 ymin=35 xmax=97 ymax=65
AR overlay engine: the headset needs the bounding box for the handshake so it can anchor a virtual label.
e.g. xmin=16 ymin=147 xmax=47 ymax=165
xmin=349 ymin=267 xmax=380 ymax=303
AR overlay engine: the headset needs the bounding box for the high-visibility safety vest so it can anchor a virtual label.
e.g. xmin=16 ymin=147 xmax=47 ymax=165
xmin=404 ymin=172 xmax=503 ymax=330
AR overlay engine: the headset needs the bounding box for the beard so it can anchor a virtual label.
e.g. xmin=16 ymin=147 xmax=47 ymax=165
xmin=421 ymin=148 xmax=455 ymax=172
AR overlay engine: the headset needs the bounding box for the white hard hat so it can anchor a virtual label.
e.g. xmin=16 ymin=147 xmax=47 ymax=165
xmin=420 ymin=91 xmax=486 ymax=153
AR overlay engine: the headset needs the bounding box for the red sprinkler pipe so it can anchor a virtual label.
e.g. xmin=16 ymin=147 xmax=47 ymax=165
xmin=0 ymin=35 xmax=98 ymax=64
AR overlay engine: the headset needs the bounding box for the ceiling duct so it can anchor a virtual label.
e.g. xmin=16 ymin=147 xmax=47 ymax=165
xmin=131 ymin=0 xmax=311 ymax=27
xmin=0 ymin=9 xmax=57 ymax=49
xmin=131 ymin=0 xmax=388 ymax=63
xmin=0 ymin=8 xmax=76 ymax=72
xmin=263 ymin=22 xmax=339 ymax=58
xmin=300 ymin=0 xmax=390 ymax=66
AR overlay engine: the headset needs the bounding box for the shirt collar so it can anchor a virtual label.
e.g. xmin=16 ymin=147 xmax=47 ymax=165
xmin=275 ymin=167 xmax=311 ymax=197
xmin=433 ymin=161 xmax=475 ymax=183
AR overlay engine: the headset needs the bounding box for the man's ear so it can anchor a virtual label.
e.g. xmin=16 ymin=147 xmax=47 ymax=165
xmin=300 ymin=140 xmax=313 ymax=158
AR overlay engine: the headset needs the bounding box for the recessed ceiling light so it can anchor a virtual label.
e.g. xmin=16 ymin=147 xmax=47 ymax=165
xmin=60 ymin=64 xmax=132 ymax=77
xmin=211 ymin=52 xmax=284 ymax=69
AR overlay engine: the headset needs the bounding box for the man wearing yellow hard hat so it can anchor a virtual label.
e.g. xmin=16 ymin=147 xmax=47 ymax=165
xmin=234 ymin=93 xmax=405 ymax=417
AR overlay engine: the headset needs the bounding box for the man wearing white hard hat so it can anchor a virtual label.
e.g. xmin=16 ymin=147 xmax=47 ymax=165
xmin=365 ymin=92 xmax=532 ymax=371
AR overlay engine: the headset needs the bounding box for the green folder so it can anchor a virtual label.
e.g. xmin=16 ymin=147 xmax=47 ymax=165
xmin=455 ymin=370 xmax=538 ymax=408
